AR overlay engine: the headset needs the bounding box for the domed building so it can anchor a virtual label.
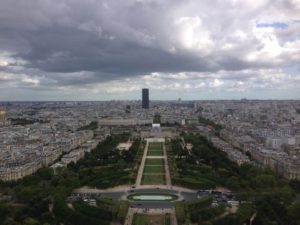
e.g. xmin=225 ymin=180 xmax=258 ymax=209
xmin=0 ymin=106 xmax=10 ymax=126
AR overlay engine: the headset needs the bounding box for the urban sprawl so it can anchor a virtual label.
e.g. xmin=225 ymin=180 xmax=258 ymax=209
xmin=1 ymin=99 xmax=300 ymax=181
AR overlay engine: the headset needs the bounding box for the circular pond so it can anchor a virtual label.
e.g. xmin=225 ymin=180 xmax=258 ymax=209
xmin=127 ymin=193 xmax=178 ymax=201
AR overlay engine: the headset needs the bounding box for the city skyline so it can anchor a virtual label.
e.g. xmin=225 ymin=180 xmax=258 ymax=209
xmin=0 ymin=0 xmax=300 ymax=101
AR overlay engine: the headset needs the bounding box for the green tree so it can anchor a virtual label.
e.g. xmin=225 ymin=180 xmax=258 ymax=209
xmin=253 ymin=174 xmax=276 ymax=189
xmin=0 ymin=204 xmax=8 ymax=224
xmin=175 ymin=202 xmax=186 ymax=223
xmin=236 ymin=204 xmax=252 ymax=224
xmin=23 ymin=218 xmax=41 ymax=225
xmin=287 ymin=202 xmax=300 ymax=225
xmin=226 ymin=176 xmax=240 ymax=190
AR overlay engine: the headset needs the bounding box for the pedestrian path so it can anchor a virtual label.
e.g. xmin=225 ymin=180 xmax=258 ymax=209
xmin=163 ymin=142 xmax=172 ymax=188
xmin=125 ymin=207 xmax=178 ymax=225
xmin=135 ymin=141 xmax=149 ymax=187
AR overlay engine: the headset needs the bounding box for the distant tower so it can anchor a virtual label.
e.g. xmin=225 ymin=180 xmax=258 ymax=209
xmin=142 ymin=88 xmax=149 ymax=109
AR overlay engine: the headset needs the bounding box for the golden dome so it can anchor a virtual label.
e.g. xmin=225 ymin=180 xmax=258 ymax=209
xmin=0 ymin=107 xmax=6 ymax=115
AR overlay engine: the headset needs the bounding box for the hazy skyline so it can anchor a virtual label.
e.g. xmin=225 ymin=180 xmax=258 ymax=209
xmin=0 ymin=0 xmax=299 ymax=100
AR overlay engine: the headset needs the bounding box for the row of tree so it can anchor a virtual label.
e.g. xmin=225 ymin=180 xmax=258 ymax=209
xmin=0 ymin=133 xmax=141 ymax=224
xmin=171 ymin=133 xmax=300 ymax=225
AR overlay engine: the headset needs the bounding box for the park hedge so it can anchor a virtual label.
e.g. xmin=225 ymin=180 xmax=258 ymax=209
xmin=172 ymin=177 xmax=216 ymax=190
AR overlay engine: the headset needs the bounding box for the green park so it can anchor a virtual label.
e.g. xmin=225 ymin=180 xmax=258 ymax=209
xmin=147 ymin=142 xmax=164 ymax=156
xmin=141 ymin=155 xmax=166 ymax=185
xmin=0 ymin=132 xmax=300 ymax=225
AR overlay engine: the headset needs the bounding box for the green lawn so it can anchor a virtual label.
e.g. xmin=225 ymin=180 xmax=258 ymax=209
xmin=132 ymin=214 xmax=171 ymax=225
xmin=148 ymin=142 xmax=162 ymax=151
xmin=147 ymin=142 xmax=163 ymax=156
xmin=141 ymin=174 xmax=165 ymax=185
xmin=141 ymin=143 xmax=165 ymax=185
xmin=147 ymin=150 xmax=163 ymax=156
xmin=143 ymin=165 xmax=164 ymax=173
xmin=145 ymin=158 xmax=164 ymax=165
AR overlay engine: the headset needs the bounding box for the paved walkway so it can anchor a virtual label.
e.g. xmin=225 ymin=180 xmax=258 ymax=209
xmin=170 ymin=209 xmax=178 ymax=225
xmin=135 ymin=140 xmax=149 ymax=187
xmin=163 ymin=142 xmax=172 ymax=188
xmin=146 ymin=156 xmax=165 ymax=159
xmin=124 ymin=208 xmax=135 ymax=225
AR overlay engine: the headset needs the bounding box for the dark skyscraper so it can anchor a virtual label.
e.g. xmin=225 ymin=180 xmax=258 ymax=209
xmin=142 ymin=88 xmax=149 ymax=109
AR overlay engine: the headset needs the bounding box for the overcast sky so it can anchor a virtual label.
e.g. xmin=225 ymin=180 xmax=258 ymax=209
xmin=0 ymin=0 xmax=299 ymax=100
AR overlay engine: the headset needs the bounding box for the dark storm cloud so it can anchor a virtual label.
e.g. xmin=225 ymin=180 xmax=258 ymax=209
xmin=19 ymin=24 xmax=213 ymax=75
xmin=0 ymin=0 xmax=252 ymax=84
xmin=0 ymin=0 xmax=299 ymax=92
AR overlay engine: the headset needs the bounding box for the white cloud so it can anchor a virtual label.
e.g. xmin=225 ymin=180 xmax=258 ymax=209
xmin=22 ymin=77 xmax=40 ymax=86
xmin=0 ymin=60 xmax=8 ymax=66
xmin=209 ymin=79 xmax=224 ymax=88
xmin=174 ymin=16 xmax=213 ymax=53
xmin=195 ymin=82 xmax=206 ymax=88
xmin=78 ymin=21 xmax=103 ymax=38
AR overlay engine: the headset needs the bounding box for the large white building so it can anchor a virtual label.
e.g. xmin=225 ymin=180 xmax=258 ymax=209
xmin=265 ymin=136 xmax=296 ymax=149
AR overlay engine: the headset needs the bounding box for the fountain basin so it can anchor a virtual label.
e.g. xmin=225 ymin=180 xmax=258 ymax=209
xmin=127 ymin=193 xmax=178 ymax=201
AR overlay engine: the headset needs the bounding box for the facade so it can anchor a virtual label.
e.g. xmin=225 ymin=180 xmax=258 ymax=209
xmin=0 ymin=129 xmax=95 ymax=181
xmin=150 ymin=123 xmax=161 ymax=137
xmin=142 ymin=88 xmax=149 ymax=109
xmin=140 ymin=126 xmax=177 ymax=138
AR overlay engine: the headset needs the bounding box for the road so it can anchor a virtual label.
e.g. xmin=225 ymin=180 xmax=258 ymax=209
xmin=73 ymin=186 xmax=198 ymax=205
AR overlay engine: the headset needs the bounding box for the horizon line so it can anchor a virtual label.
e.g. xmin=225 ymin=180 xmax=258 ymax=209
xmin=1 ymin=98 xmax=300 ymax=102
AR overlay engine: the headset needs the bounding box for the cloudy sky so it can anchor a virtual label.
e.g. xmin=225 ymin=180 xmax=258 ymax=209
xmin=0 ymin=0 xmax=299 ymax=100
